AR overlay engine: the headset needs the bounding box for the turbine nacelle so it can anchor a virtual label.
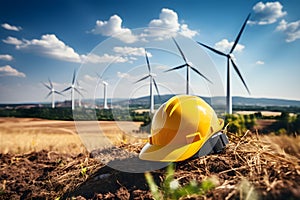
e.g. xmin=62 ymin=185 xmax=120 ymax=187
xmin=149 ymin=73 xmax=157 ymax=77
xmin=187 ymin=61 xmax=193 ymax=67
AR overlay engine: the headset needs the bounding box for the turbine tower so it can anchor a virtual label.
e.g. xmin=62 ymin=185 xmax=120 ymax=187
xmin=43 ymin=78 xmax=62 ymax=108
xmin=198 ymin=13 xmax=251 ymax=114
xmin=61 ymin=70 xmax=83 ymax=110
xmin=135 ymin=49 xmax=160 ymax=114
xmin=96 ymin=73 xmax=109 ymax=109
xmin=102 ymin=81 xmax=108 ymax=109
xmin=76 ymin=80 xmax=86 ymax=108
xmin=165 ymin=37 xmax=212 ymax=95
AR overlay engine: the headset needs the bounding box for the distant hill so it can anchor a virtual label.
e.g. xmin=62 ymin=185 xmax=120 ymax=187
xmin=1 ymin=95 xmax=300 ymax=109
xmin=232 ymin=96 xmax=300 ymax=107
xmin=114 ymin=95 xmax=300 ymax=108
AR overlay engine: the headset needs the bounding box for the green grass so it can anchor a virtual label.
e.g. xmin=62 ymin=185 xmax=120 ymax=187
xmin=145 ymin=163 xmax=218 ymax=200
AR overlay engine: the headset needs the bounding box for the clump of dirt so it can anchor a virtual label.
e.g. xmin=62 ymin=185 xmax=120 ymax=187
xmin=1 ymin=132 xmax=300 ymax=200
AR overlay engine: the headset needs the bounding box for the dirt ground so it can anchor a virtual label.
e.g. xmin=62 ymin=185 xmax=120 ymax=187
xmin=0 ymin=118 xmax=300 ymax=199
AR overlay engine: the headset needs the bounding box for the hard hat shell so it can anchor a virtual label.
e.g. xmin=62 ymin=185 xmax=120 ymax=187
xmin=139 ymin=95 xmax=224 ymax=162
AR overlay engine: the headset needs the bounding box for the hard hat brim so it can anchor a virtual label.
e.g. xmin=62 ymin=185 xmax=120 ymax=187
xmin=139 ymin=118 xmax=224 ymax=162
xmin=139 ymin=140 xmax=203 ymax=162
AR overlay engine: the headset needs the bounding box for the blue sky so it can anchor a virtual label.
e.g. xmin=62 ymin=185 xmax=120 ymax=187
xmin=0 ymin=0 xmax=299 ymax=103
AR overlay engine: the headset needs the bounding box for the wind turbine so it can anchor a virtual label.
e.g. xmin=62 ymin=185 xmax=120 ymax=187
xmin=135 ymin=49 xmax=160 ymax=114
xmin=96 ymin=73 xmax=109 ymax=109
xmin=76 ymin=80 xmax=86 ymax=108
xmin=43 ymin=78 xmax=63 ymax=108
xmin=165 ymin=37 xmax=212 ymax=95
xmin=61 ymin=70 xmax=83 ymax=110
xmin=197 ymin=13 xmax=251 ymax=114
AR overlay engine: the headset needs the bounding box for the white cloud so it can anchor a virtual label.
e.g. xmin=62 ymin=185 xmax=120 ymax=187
xmin=155 ymin=65 xmax=169 ymax=70
xmin=20 ymin=34 xmax=82 ymax=62
xmin=4 ymin=34 xmax=81 ymax=63
xmin=113 ymin=46 xmax=152 ymax=57
xmin=4 ymin=35 xmax=134 ymax=64
xmin=214 ymin=39 xmax=245 ymax=53
xmin=129 ymin=57 xmax=137 ymax=61
xmin=3 ymin=36 xmax=23 ymax=46
xmin=0 ymin=65 xmax=25 ymax=77
xmin=83 ymin=74 xmax=97 ymax=82
xmin=256 ymin=60 xmax=265 ymax=65
xmin=148 ymin=8 xmax=180 ymax=37
xmin=179 ymin=24 xmax=198 ymax=38
xmin=81 ymin=53 xmax=128 ymax=64
xmin=1 ymin=23 xmax=22 ymax=31
xmin=90 ymin=8 xmax=198 ymax=42
xmin=0 ymin=54 xmax=13 ymax=61
xmin=276 ymin=19 xmax=300 ymax=42
xmin=146 ymin=8 xmax=198 ymax=39
xmin=117 ymin=71 xmax=131 ymax=79
xmin=91 ymin=15 xmax=138 ymax=43
xmin=250 ymin=1 xmax=286 ymax=25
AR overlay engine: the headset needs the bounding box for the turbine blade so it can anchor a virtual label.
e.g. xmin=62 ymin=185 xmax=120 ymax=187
xmin=72 ymin=69 xmax=76 ymax=85
xmin=230 ymin=13 xmax=251 ymax=54
xmin=96 ymin=72 xmax=105 ymax=87
xmin=61 ymin=86 xmax=72 ymax=93
xmin=145 ymin=49 xmax=151 ymax=73
xmin=172 ymin=37 xmax=187 ymax=63
xmin=197 ymin=42 xmax=227 ymax=57
xmin=230 ymin=59 xmax=251 ymax=94
xmin=96 ymin=72 xmax=101 ymax=79
xmin=135 ymin=75 xmax=150 ymax=83
xmin=164 ymin=64 xmax=187 ymax=72
xmin=79 ymin=87 xmax=87 ymax=92
xmin=54 ymin=91 xmax=64 ymax=96
xmin=74 ymin=88 xmax=84 ymax=97
xmin=42 ymin=82 xmax=51 ymax=90
xmin=45 ymin=91 xmax=52 ymax=99
xmin=190 ymin=66 xmax=213 ymax=84
xmin=48 ymin=78 xmax=53 ymax=88
xmin=152 ymin=78 xmax=160 ymax=98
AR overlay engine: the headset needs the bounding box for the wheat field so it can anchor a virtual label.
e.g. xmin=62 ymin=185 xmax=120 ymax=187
xmin=0 ymin=117 xmax=145 ymax=154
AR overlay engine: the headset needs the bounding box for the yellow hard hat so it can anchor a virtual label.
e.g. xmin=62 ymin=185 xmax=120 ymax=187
xmin=139 ymin=95 xmax=224 ymax=162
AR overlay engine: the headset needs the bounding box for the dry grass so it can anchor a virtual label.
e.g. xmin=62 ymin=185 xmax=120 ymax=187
xmin=260 ymin=134 xmax=300 ymax=159
xmin=0 ymin=130 xmax=84 ymax=154
xmin=47 ymin=131 xmax=300 ymax=199
xmin=235 ymin=111 xmax=282 ymax=117
xmin=0 ymin=117 xmax=145 ymax=154
xmin=174 ymin=131 xmax=300 ymax=199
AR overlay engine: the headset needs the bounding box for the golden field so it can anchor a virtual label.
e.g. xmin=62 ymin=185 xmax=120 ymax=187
xmin=0 ymin=117 xmax=145 ymax=154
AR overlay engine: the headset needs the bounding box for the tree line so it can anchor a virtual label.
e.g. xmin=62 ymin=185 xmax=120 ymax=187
xmin=0 ymin=107 xmax=149 ymax=122
xmin=225 ymin=112 xmax=300 ymax=136
xmin=1 ymin=107 xmax=299 ymax=136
